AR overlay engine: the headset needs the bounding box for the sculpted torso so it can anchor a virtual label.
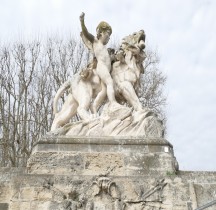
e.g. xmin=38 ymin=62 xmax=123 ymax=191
xmin=112 ymin=61 xmax=137 ymax=85
xmin=93 ymin=40 xmax=111 ymax=71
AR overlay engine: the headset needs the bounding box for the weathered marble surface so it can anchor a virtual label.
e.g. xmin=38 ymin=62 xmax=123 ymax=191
xmin=50 ymin=19 xmax=160 ymax=138
xmin=49 ymin=108 xmax=164 ymax=137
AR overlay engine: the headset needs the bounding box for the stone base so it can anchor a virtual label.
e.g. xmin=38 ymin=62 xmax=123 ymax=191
xmin=0 ymin=136 xmax=216 ymax=210
xmin=27 ymin=136 xmax=178 ymax=175
xmin=50 ymin=109 xmax=164 ymax=138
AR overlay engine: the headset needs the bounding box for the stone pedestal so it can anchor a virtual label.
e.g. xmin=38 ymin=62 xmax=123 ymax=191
xmin=27 ymin=136 xmax=178 ymax=176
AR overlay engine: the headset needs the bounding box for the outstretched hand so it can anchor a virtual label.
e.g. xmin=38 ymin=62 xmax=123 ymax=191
xmin=80 ymin=12 xmax=85 ymax=21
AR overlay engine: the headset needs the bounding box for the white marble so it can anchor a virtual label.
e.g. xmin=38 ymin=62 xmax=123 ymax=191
xmin=50 ymin=13 xmax=163 ymax=137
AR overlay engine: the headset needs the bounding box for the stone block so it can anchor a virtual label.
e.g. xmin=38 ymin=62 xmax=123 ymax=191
xmin=27 ymin=137 xmax=177 ymax=175
xmin=20 ymin=187 xmax=37 ymax=201
xmin=83 ymin=152 xmax=124 ymax=175
xmin=0 ymin=185 xmax=11 ymax=202
xmin=30 ymin=201 xmax=51 ymax=210
xmin=9 ymin=201 xmax=20 ymax=210
xmin=0 ymin=203 xmax=9 ymax=210
xmin=19 ymin=201 xmax=30 ymax=210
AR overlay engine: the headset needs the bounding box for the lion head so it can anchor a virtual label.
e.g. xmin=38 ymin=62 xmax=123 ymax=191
xmin=115 ymin=30 xmax=146 ymax=72
xmin=121 ymin=30 xmax=146 ymax=51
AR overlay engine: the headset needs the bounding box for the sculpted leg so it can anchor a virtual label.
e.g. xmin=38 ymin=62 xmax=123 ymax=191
xmin=97 ymin=67 xmax=116 ymax=103
xmin=76 ymin=93 xmax=92 ymax=120
xmin=120 ymin=81 xmax=143 ymax=111
xmin=106 ymin=80 xmax=116 ymax=102
xmin=51 ymin=94 xmax=78 ymax=131
xmin=77 ymin=107 xmax=91 ymax=120
xmin=91 ymin=82 xmax=107 ymax=114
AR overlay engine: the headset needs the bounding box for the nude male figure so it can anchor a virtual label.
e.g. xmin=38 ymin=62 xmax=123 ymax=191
xmin=80 ymin=12 xmax=117 ymax=107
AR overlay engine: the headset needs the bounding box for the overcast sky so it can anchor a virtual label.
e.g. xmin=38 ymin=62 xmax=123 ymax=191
xmin=0 ymin=0 xmax=215 ymax=171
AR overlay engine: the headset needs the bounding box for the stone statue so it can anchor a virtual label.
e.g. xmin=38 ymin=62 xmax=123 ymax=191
xmin=80 ymin=12 xmax=118 ymax=106
xmin=50 ymin=13 xmax=164 ymax=137
xmin=112 ymin=29 xmax=146 ymax=112
xmin=51 ymin=59 xmax=101 ymax=131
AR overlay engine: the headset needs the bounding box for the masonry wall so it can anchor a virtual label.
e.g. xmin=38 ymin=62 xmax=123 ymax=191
xmin=0 ymin=137 xmax=216 ymax=210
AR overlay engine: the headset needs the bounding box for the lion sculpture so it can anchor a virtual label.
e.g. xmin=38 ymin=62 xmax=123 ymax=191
xmin=51 ymin=30 xmax=147 ymax=131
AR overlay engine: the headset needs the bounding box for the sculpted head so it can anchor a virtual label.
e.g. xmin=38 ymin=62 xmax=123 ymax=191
xmin=96 ymin=21 xmax=112 ymax=40
xmin=121 ymin=30 xmax=146 ymax=50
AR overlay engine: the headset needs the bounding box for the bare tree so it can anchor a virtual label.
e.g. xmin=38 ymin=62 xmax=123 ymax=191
xmin=0 ymin=36 xmax=89 ymax=167
xmin=139 ymin=48 xmax=167 ymax=121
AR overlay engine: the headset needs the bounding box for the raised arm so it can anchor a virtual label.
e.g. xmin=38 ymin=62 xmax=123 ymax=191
xmin=80 ymin=12 xmax=95 ymax=43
